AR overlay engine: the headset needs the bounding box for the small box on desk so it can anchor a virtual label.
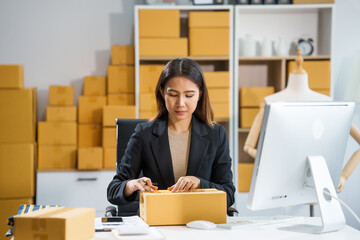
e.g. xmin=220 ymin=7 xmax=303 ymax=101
xmin=14 ymin=207 xmax=95 ymax=240
xmin=140 ymin=189 xmax=227 ymax=226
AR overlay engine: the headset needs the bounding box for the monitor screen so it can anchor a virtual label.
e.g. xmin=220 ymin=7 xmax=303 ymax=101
xmin=247 ymin=102 xmax=354 ymax=213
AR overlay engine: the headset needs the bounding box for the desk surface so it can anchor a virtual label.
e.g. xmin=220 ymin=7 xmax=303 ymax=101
xmin=92 ymin=217 xmax=360 ymax=240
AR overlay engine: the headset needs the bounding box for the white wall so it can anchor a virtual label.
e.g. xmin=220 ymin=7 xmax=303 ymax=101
xmin=1 ymin=0 xmax=360 ymax=230
xmin=0 ymin=0 xmax=143 ymax=120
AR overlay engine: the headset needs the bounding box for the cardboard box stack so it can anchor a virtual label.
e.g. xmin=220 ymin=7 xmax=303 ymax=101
xmin=78 ymin=76 xmax=106 ymax=170
xmin=239 ymin=86 xmax=275 ymax=128
xmin=205 ymin=71 xmax=230 ymax=119
xmin=288 ymin=60 xmax=331 ymax=96
xmin=139 ymin=65 xmax=164 ymax=119
xmin=0 ymin=65 xmax=36 ymax=238
xmin=188 ymin=11 xmax=229 ymax=56
xmin=139 ymin=9 xmax=187 ymax=57
xmin=103 ymin=46 xmax=137 ymax=169
xmin=38 ymin=86 xmax=77 ymax=170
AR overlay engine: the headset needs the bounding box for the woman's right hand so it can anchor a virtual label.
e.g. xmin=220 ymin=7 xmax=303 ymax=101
xmin=124 ymin=177 xmax=158 ymax=197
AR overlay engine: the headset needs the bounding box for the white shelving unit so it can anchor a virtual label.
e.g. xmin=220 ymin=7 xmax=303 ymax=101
xmin=233 ymin=4 xmax=335 ymax=215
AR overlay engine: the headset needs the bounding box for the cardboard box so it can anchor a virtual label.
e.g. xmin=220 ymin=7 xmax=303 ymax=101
xmin=107 ymin=93 xmax=135 ymax=105
xmin=111 ymin=45 xmax=134 ymax=65
xmin=189 ymin=28 xmax=229 ymax=56
xmin=139 ymin=9 xmax=180 ymax=38
xmin=104 ymin=147 xmax=116 ymax=169
xmin=49 ymin=85 xmax=74 ymax=106
xmin=0 ymin=65 xmax=24 ymax=88
xmin=83 ymin=76 xmax=106 ymax=96
xmin=287 ymin=60 xmax=330 ymax=89
xmin=140 ymin=65 xmax=164 ymax=93
xmin=188 ymin=11 xmax=229 ymax=28
xmin=0 ymin=144 xmax=34 ymax=199
xmin=38 ymin=122 xmax=77 ymax=145
xmin=240 ymin=87 xmax=274 ymax=107
xmin=139 ymin=38 xmax=188 ymax=57
xmin=103 ymin=105 xmax=136 ymax=127
xmin=238 ymin=163 xmax=254 ymax=192
xmin=208 ymin=88 xmax=229 ymax=103
xmin=0 ymin=88 xmax=36 ymax=143
xmin=204 ymin=71 xmax=230 ymax=88
xmin=293 ymin=0 xmax=334 ymax=4
xmin=107 ymin=66 xmax=135 ymax=94
xmin=78 ymin=147 xmax=103 ymax=170
xmin=78 ymin=124 xmax=102 ymax=147
xmin=78 ymin=96 xmax=107 ymax=124
xmin=0 ymin=198 xmax=33 ymax=240
xmin=240 ymin=108 xmax=259 ymax=128
xmin=140 ymin=189 xmax=226 ymax=225
xmin=46 ymin=106 xmax=77 ymax=122
xmin=139 ymin=111 xmax=156 ymax=119
xmin=139 ymin=93 xmax=157 ymax=112
xmin=38 ymin=145 xmax=77 ymax=169
xmin=103 ymin=127 xmax=116 ymax=148
xmin=14 ymin=207 xmax=95 ymax=240
xmin=212 ymin=103 xmax=229 ymax=119
xmin=314 ymin=89 xmax=330 ymax=96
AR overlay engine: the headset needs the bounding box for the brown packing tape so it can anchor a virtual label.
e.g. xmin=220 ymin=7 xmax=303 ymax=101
xmin=56 ymin=87 xmax=66 ymax=94
xmin=90 ymin=97 xmax=97 ymax=103
xmin=56 ymin=100 xmax=66 ymax=105
xmin=30 ymin=208 xmax=72 ymax=231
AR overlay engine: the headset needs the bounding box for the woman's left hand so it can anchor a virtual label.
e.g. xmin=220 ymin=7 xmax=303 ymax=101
xmin=168 ymin=176 xmax=201 ymax=192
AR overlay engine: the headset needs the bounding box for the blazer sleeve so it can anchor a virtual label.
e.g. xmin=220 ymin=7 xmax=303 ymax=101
xmin=107 ymin=123 xmax=143 ymax=205
xmin=198 ymin=125 xmax=236 ymax=208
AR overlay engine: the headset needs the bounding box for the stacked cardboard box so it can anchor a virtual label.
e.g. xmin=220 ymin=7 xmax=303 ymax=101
xmin=103 ymin=46 xmax=137 ymax=169
xmin=189 ymin=11 xmax=229 ymax=56
xmin=139 ymin=10 xmax=187 ymax=57
xmin=38 ymin=86 xmax=77 ymax=169
xmin=78 ymin=77 xmax=106 ymax=170
xmin=287 ymin=60 xmax=331 ymax=96
xmin=240 ymin=87 xmax=274 ymax=128
xmin=205 ymin=71 xmax=230 ymax=119
xmin=139 ymin=65 xmax=164 ymax=119
xmin=0 ymin=65 xmax=36 ymax=238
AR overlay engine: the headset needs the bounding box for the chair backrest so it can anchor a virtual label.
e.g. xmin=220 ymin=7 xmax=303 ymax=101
xmin=115 ymin=118 xmax=147 ymax=216
xmin=116 ymin=118 xmax=148 ymax=165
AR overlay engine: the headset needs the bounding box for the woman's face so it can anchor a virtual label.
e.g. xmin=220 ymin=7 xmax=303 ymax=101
xmin=163 ymin=76 xmax=200 ymax=124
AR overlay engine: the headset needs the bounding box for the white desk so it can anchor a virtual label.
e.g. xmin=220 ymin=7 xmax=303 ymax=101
xmin=92 ymin=217 xmax=360 ymax=240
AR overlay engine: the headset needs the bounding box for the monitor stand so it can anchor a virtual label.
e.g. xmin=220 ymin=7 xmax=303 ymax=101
xmin=282 ymin=156 xmax=346 ymax=234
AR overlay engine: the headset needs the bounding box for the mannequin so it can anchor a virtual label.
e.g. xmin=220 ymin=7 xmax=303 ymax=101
xmin=243 ymin=49 xmax=360 ymax=192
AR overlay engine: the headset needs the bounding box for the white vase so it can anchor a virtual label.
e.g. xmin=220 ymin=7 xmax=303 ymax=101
xmin=243 ymin=35 xmax=256 ymax=57
xmin=261 ymin=37 xmax=272 ymax=57
xmin=276 ymin=37 xmax=287 ymax=56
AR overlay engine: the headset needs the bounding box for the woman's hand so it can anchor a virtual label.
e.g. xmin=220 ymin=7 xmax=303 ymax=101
xmin=168 ymin=176 xmax=201 ymax=192
xmin=124 ymin=177 xmax=158 ymax=197
xmin=337 ymin=176 xmax=346 ymax=193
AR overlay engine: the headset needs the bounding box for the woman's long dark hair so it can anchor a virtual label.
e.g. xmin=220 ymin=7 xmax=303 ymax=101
xmin=151 ymin=58 xmax=214 ymax=126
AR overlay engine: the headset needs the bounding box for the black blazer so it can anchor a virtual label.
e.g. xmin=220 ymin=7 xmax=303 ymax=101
xmin=107 ymin=115 xmax=235 ymax=208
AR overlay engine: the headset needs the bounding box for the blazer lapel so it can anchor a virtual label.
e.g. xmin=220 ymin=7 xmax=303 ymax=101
xmin=150 ymin=118 xmax=175 ymax=186
xmin=186 ymin=116 xmax=209 ymax=176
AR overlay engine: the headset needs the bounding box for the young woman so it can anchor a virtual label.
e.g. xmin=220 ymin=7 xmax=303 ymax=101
xmin=107 ymin=58 xmax=235 ymax=209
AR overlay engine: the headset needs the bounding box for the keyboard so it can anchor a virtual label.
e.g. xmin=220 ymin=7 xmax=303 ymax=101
xmin=217 ymin=215 xmax=304 ymax=229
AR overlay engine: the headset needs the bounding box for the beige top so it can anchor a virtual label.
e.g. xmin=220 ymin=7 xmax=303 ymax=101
xmin=168 ymin=127 xmax=191 ymax=182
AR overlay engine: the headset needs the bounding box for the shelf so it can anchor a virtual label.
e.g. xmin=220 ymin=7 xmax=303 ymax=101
xmin=236 ymin=4 xmax=334 ymax=13
xmin=238 ymin=128 xmax=250 ymax=133
xmin=140 ymin=56 xmax=230 ymax=61
xmin=238 ymin=55 xmax=330 ymax=61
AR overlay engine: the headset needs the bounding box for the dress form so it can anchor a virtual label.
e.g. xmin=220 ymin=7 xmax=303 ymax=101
xmin=244 ymin=49 xmax=331 ymax=158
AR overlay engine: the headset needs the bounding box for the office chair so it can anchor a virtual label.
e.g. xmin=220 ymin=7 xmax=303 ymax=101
xmin=105 ymin=118 xmax=238 ymax=217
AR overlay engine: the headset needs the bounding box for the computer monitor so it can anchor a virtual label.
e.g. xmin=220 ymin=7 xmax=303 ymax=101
xmin=247 ymin=102 xmax=355 ymax=233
